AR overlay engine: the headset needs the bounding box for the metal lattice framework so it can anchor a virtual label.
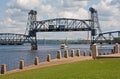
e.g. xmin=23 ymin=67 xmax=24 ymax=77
xmin=0 ymin=7 xmax=103 ymax=50
xmin=28 ymin=7 xmax=100 ymax=50
xmin=0 ymin=33 xmax=38 ymax=45
xmin=89 ymin=7 xmax=102 ymax=44
xmin=31 ymin=18 xmax=92 ymax=32
xmin=95 ymin=31 xmax=120 ymax=44
xmin=0 ymin=33 xmax=27 ymax=45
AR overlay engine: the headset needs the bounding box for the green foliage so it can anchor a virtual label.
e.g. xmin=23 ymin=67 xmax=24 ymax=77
xmin=114 ymin=38 xmax=120 ymax=43
xmin=1 ymin=58 xmax=120 ymax=79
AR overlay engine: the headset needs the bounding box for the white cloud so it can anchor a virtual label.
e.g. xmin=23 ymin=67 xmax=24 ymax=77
xmin=0 ymin=17 xmax=15 ymax=27
xmin=59 ymin=8 xmax=89 ymax=19
xmin=6 ymin=0 xmax=89 ymax=19
xmin=0 ymin=0 xmax=120 ymax=39
xmin=103 ymin=0 xmax=112 ymax=4
xmin=63 ymin=0 xmax=88 ymax=8
xmin=7 ymin=0 xmax=41 ymax=10
xmin=6 ymin=8 xmax=21 ymax=15
xmin=40 ymin=5 xmax=54 ymax=13
xmin=92 ymin=0 xmax=120 ymax=32
xmin=101 ymin=18 xmax=120 ymax=31
xmin=0 ymin=17 xmax=26 ymax=34
xmin=93 ymin=0 xmax=120 ymax=16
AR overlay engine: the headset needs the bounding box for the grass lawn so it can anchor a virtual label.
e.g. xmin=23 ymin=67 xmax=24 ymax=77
xmin=1 ymin=58 xmax=120 ymax=79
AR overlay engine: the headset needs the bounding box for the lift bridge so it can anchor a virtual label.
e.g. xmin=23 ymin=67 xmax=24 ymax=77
xmin=0 ymin=7 xmax=105 ymax=50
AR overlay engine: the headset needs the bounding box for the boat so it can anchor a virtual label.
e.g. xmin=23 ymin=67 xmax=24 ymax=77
xmin=60 ymin=44 xmax=68 ymax=49
xmin=60 ymin=37 xmax=68 ymax=49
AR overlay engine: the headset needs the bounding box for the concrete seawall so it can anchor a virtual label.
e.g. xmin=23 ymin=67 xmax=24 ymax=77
xmin=5 ymin=56 xmax=93 ymax=74
xmin=1 ymin=49 xmax=92 ymax=75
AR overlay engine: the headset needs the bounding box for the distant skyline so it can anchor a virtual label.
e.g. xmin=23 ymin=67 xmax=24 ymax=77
xmin=0 ymin=0 xmax=120 ymax=39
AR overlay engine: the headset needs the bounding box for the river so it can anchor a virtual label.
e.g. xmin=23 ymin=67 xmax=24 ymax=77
xmin=0 ymin=44 xmax=115 ymax=71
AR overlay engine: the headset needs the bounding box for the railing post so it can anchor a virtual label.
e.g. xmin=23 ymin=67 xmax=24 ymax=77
xmin=103 ymin=53 xmax=106 ymax=55
xmin=76 ymin=49 xmax=80 ymax=57
xmin=114 ymin=43 xmax=119 ymax=53
xmin=47 ymin=54 xmax=51 ymax=62
xmin=1 ymin=64 xmax=6 ymax=74
xmin=70 ymin=49 xmax=74 ymax=57
xmin=83 ymin=51 xmax=87 ymax=56
xmin=57 ymin=50 xmax=62 ymax=59
xmin=89 ymin=52 xmax=92 ymax=56
xmin=64 ymin=50 xmax=69 ymax=58
xmin=99 ymin=53 xmax=101 ymax=55
xmin=111 ymin=49 xmax=114 ymax=54
xmin=19 ymin=60 xmax=24 ymax=69
xmin=91 ymin=44 xmax=98 ymax=59
xmin=34 ymin=57 xmax=39 ymax=65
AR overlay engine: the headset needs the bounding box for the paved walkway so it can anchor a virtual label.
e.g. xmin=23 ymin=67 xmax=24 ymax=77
xmin=6 ymin=56 xmax=93 ymax=74
xmin=97 ymin=53 xmax=120 ymax=58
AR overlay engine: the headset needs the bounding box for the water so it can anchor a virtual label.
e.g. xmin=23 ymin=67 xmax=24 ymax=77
xmin=0 ymin=44 xmax=115 ymax=72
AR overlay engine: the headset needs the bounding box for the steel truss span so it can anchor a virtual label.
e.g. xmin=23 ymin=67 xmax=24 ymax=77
xmin=95 ymin=31 xmax=120 ymax=44
xmin=31 ymin=18 xmax=92 ymax=32
xmin=0 ymin=33 xmax=28 ymax=45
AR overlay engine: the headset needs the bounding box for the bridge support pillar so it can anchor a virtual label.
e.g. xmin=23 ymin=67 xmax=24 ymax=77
xmin=31 ymin=44 xmax=38 ymax=50
xmin=91 ymin=44 xmax=98 ymax=59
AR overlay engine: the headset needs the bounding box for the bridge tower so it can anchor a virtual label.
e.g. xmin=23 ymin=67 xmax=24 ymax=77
xmin=27 ymin=10 xmax=38 ymax=50
xmin=89 ymin=7 xmax=102 ymax=44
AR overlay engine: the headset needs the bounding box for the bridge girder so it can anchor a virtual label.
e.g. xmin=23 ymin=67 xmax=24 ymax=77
xmin=0 ymin=33 xmax=28 ymax=45
xmin=95 ymin=31 xmax=120 ymax=44
xmin=30 ymin=18 xmax=92 ymax=32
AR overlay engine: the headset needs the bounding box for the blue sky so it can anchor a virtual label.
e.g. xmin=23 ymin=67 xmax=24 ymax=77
xmin=0 ymin=0 xmax=120 ymax=40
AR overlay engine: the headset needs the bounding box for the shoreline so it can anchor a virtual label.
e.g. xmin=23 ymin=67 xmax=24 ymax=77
xmin=6 ymin=56 xmax=93 ymax=74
